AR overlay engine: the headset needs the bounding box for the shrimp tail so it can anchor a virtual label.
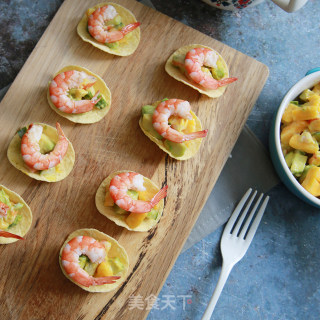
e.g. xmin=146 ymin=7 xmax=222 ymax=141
xmin=182 ymin=129 xmax=208 ymax=142
xmin=217 ymin=77 xmax=238 ymax=87
xmin=150 ymin=185 xmax=168 ymax=207
xmin=91 ymin=275 xmax=121 ymax=286
xmin=0 ymin=230 xmax=24 ymax=240
xmin=121 ymin=22 xmax=141 ymax=36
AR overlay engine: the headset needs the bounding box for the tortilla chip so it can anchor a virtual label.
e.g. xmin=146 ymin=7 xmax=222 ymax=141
xmin=95 ymin=171 xmax=165 ymax=232
xmin=139 ymin=101 xmax=205 ymax=160
xmin=47 ymin=65 xmax=111 ymax=124
xmin=59 ymin=228 xmax=129 ymax=292
xmin=7 ymin=123 xmax=75 ymax=182
xmin=0 ymin=185 xmax=32 ymax=244
xmin=77 ymin=2 xmax=140 ymax=56
xmin=165 ymin=44 xmax=232 ymax=98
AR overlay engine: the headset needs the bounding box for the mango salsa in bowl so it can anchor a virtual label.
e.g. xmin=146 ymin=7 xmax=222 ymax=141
xmin=270 ymin=69 xmax=320 ymax=207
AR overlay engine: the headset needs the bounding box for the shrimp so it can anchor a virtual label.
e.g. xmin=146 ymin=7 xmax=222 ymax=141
xmin=0 ymin=230 xmax=24 ymax=240
xmin=49 ymin=70 xmax=101 ymax=114
xmin=185 ymin=47 xmax=237 ymax=89
xmin=87 ymin=5 xmax=140 ymax=44
xmin=0 ymin=202 xmax=9 ymax=218
xmin=109 ymin=172 xmax=168 ymax=213
xmin=152 ymin=99 xmax=208 ymax=143
xmin=21 ymin=123 xmax=69 ymax=171
xmin=61 ymin=236 xmax=120 ymax=287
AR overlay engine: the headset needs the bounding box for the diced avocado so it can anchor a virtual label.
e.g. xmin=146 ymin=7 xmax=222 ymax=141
xmin=142 ymin=105 xmax=156 ymax=115
xmin=0 ymin=189 xmax=10 ymax=206
xmin=164 ymin=140 xmax=187 ymax=157
xmin=95 ymin=94 xmax=107 ymax=110
xmin=147 ymin=208 xmax=158 ymax=220
xmin=39 ymin=134 xmax=55 ymax=154
xmin=8 ymin=214 xmax=22 ymax=229
xmin=299 ymin=165 xmax=316 ymax=183
xmin=290 ymin=152 xmax=308 ymax=176
xmin=290 ymin=101 xmax=300 ymax=106
xmin=17 ymin=127 xmax=27 ymax=138
xmin=211 ymin=68 xmax=225 ymax=80
xmin=79 ymin=255 xmax=88 ymax=269
xmin=108 ymin=257 xmax=124 ymax=274
xmin=172 ymin=55 xmax=185 ymax=71
xmin=299 ymin=89 xmax=314 ymax=101
xmin=113 ymin=189 xmax=139 ymax=215
xmin=13 ymin=203 xmax=23 ymax=210
xmin=161 ymin=98 xmax=169 ymax=102
xmin=285 ymin=151 xmax=295 ymax=168
xmin=106 ymin=15 xmax=122 ymax=26
xmin=141 ymin=114 xmax=163 ymax=140
xmin=69 ymin=88 xmax=88 ymax=100
xmin=115 ymin=22 xmax=124 ymax=30
xmin=84 ymin=261 xmax=99 ymax=276
xmin=106 ymin=42 xmax=119 ymax=49
xmin=83 ymin=91 xmax=93 ymax=100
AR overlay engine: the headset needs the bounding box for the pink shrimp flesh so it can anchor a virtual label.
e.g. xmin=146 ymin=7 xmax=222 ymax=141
xmin=49 ymin=70 xmax=101 ymax=114
xmin=87 ymin=5 xmax=140 ymax=44
xmin=185 ymin=47 xmax=237 ymax=89
xmin=0 ymin=230 xmax=24 ymax=240
xmin=152 ymin=99 xmax=208 ymax=143
xmin=21 ymin=123 xmax=69 ymax=171
xmin=0 ymin=202 xmax=9 ymax=218
xmin=61 ymin=236 xmax=120 ymax=287
xmin=109 ymin=172 xmax=168 ymax=214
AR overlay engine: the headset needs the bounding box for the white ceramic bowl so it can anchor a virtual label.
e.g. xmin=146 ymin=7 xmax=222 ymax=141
xmin=269 ymin=68 xmax=320 ymax=208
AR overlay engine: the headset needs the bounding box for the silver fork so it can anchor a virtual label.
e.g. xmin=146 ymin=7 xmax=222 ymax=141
xmin=202 ymin=188 xmax=270 ymax=320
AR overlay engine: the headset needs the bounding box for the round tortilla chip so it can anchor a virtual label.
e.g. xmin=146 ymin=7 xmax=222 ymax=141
xmin=47 ymin=65 xmax=111 ymax=124
xmin=7 ymin=123 xmax=75 ymax=182
xmin=77 ymin=2 xmax=140 ymax=56
xmin=0 ymin=185 xmax=32 ymax=245
xmin=95 ymin=170 xmax=165 ymax=232
xmin=139 ymin=101 xmax=205 ymax=160
xmin=59 ymin=228 xmax=129 ymax=292
xmin=165 ymin=44 xmax=232 ymax=98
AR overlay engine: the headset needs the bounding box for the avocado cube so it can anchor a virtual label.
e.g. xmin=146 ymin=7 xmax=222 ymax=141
xmin=290 ymin=152 xmax=308 ymax=176
xmin=95 ymin=94 xmax=107 ymax=109
xmin=106 ymin=42 xmax=119 ymax=49
xmin=164 ymin=140 xmax=187 ymax=157
xmin=285 ymin=151 xmax=295 ymax=168
xmin=84 ymin=261 xmax=99 ymax=276
xmin=299 ymin=89 xmax=314 ymax=101
xmin=79 ymin=255 xmax=88 ymax=269
xmin=141 ymin=114 xmax=163 ymax=140
xmin=39 ymin=134 xmax=55 ymax=154
xmin=147 ymin=208 xmax=158 ymax=220
xmin=108 ymin=257 xmax=124 ymax=274
xmin=211 ymin=68 xmax=225 ymax=80
xmin=142 ymin=105 xmax=156 ymax=115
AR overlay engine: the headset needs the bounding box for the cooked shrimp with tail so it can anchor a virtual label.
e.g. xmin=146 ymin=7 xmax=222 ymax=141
xmin=21 ymin=123 xmax=69 ymax=171
xmin=87 ymin=5 xmax=140 ymax=44
xmin=61 ymin=236 xmax=120 ymax=287
xmin=49 ymin=70 xmax=101 ymax=114
xmin=152 ymin=99 xmax=208 ymax=143
xmin=185 ymin=47 xmax=237 ymax=89
xmin=109 ymin=172 xmax=168 ymax=213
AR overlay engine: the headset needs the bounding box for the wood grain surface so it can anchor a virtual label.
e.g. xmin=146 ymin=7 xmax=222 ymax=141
xmin=0 ymin=0 xmax=269 ymax=319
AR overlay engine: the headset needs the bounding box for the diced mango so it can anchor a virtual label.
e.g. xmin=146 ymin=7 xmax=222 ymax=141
xmin=169 ymin=117 xmax=188 ymax=132
xmin=309 ymin=151 xmax=320 ymax=166
xmin=308 ymin=119 xmax=320 ymax=133
xmin=183 ymin=119 xmax=196 ymax=134
xmin=280 ymin=121 xmax=308 ymax=146
xmin=282 ymin=103 xmax=301 ymax=124
xmin=301 ymin=166 xmax=320 ymax=197
xmin=312 ymin=83 xmax=320 ymax=95
xmin=308 ymin=95 xmax=320 ymax=107
xmin=292 ymin=106 xmax=320 ymax=121
xmin=104 ymin=190 xmax=114 ymax=207
xmin=289 ymin=132 xmax=319 ymax=154
xmin=94 ymin=261 xmax=114 ymax=277
xmin=125 ymin=212 xmax=148 ymax=229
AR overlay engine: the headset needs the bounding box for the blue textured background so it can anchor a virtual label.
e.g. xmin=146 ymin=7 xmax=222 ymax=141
xmin=1 ymin=0 xmax=320 ymax=319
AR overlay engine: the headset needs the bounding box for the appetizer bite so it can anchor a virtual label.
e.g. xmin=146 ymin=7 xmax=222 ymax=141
xmin=281 ymin=81 xmax=320 ymax=197
xmin=139 ymin=99 xmax=207 ymax=160
xmin=165 ymin=44 xmax=237 ymax=98
xmin=0 ymin=185 xmax=32 ymax=244
xmin=7 ymin=123 xmax=75 ymax=182
xmin=96 ymin=171 xmax=167 ymax=232
xmin=47 ymin=65 xmax=111 ymax=124
xmin=77 ymin=2 xmax=141 ymax=56
xmin=59 ymin=229 xmax=129 ymax=292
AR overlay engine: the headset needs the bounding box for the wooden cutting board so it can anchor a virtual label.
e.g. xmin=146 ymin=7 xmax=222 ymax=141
xmin=0 ymin=0 xmax=268 ymax=319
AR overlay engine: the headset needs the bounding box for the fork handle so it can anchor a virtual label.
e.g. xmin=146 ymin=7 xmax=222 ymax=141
xmin=201 ymin=261 xmax=234 ymax=320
